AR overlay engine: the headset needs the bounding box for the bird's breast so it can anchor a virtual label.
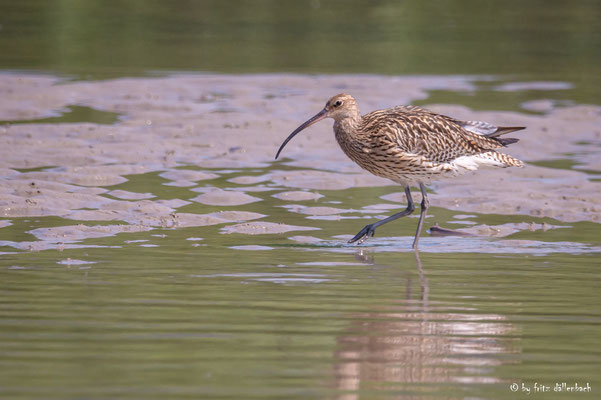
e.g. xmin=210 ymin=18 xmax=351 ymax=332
xmin=333 ymin=123 xmax=451 ymax=185
xmin=334 ymin=127 xmax=400 ymax=178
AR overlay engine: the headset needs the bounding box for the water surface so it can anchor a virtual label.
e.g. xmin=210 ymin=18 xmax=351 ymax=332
xmin=1 ymin=1 xmax=600 ymax=399
xmin=1 ymin=0 xmax=600 ymax=104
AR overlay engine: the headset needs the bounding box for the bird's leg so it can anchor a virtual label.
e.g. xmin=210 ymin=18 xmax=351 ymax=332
xmin=412 ymin=183 xmax=429 ymax=249
xmin=349 ymin=186 xmax=415 ymax=244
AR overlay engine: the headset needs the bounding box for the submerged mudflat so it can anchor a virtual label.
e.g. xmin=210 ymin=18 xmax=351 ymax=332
xmin=0 ymin=73 xmax=600 ymax=249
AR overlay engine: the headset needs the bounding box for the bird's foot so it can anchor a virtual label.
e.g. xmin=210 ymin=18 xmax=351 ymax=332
xmin=348 ymin=224 xmax=376 ymax=245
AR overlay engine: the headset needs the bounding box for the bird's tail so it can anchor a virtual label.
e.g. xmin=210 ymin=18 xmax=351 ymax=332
xmin=496 ymin=137 xmax=520 ymax=146
xmin=487 ymin=126 xmax=525 ymax=138
xmin=491 ymin=151 xmax=524 ymax=168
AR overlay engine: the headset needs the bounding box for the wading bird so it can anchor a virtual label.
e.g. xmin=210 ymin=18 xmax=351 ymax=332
xmin=275 ymin=94 xmax=524 ymax=249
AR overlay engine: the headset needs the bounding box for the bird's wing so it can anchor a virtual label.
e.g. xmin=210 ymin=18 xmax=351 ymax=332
xmin=396 ymin=106 xmax=525 ymax=137
xmin=361 ymin=108 xmax=510 ymax=163
xmin=454 ymin=119 xmax=525 ymax=138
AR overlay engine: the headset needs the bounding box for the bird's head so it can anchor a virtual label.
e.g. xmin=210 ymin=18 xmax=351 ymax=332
xmin=324 ymin=93 xmax=359 ymax=121
xmin=275 ymin=93 xmax=359 ymax=159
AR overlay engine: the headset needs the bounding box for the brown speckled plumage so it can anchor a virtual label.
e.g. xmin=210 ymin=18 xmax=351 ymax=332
xmin=276 ymin=93 xmax=525 ymax=248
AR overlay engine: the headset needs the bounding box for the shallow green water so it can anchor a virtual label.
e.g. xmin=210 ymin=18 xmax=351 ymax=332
xmin=1 ymin=0 xmax=601 ymax=105
xmin=0 ymin=105 xmax=122 ymax=126
xmin=1 ymin=243 xmax=599 ymax=399
xmin=2 ymin=1 xmax=601 ymax=399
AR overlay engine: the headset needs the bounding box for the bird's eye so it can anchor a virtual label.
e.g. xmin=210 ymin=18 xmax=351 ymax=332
xmin=334 ymin=100 xmax=342 ymax=107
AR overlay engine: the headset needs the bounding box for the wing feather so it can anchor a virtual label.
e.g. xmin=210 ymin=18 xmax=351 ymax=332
xmin=360 ymin=107 xmax=516 ymax=163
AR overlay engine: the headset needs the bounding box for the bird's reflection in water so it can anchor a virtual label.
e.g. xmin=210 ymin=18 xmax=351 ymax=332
xmin=334 ymin=250 xmax=517 ymax=399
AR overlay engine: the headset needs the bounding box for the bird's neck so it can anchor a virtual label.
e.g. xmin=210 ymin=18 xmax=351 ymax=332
xmin=334 ymin=115 xmax=361 ymax=138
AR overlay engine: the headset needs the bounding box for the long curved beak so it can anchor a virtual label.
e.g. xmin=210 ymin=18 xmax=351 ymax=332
xmin=275 ymin=108 xmax=328 ymax=159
